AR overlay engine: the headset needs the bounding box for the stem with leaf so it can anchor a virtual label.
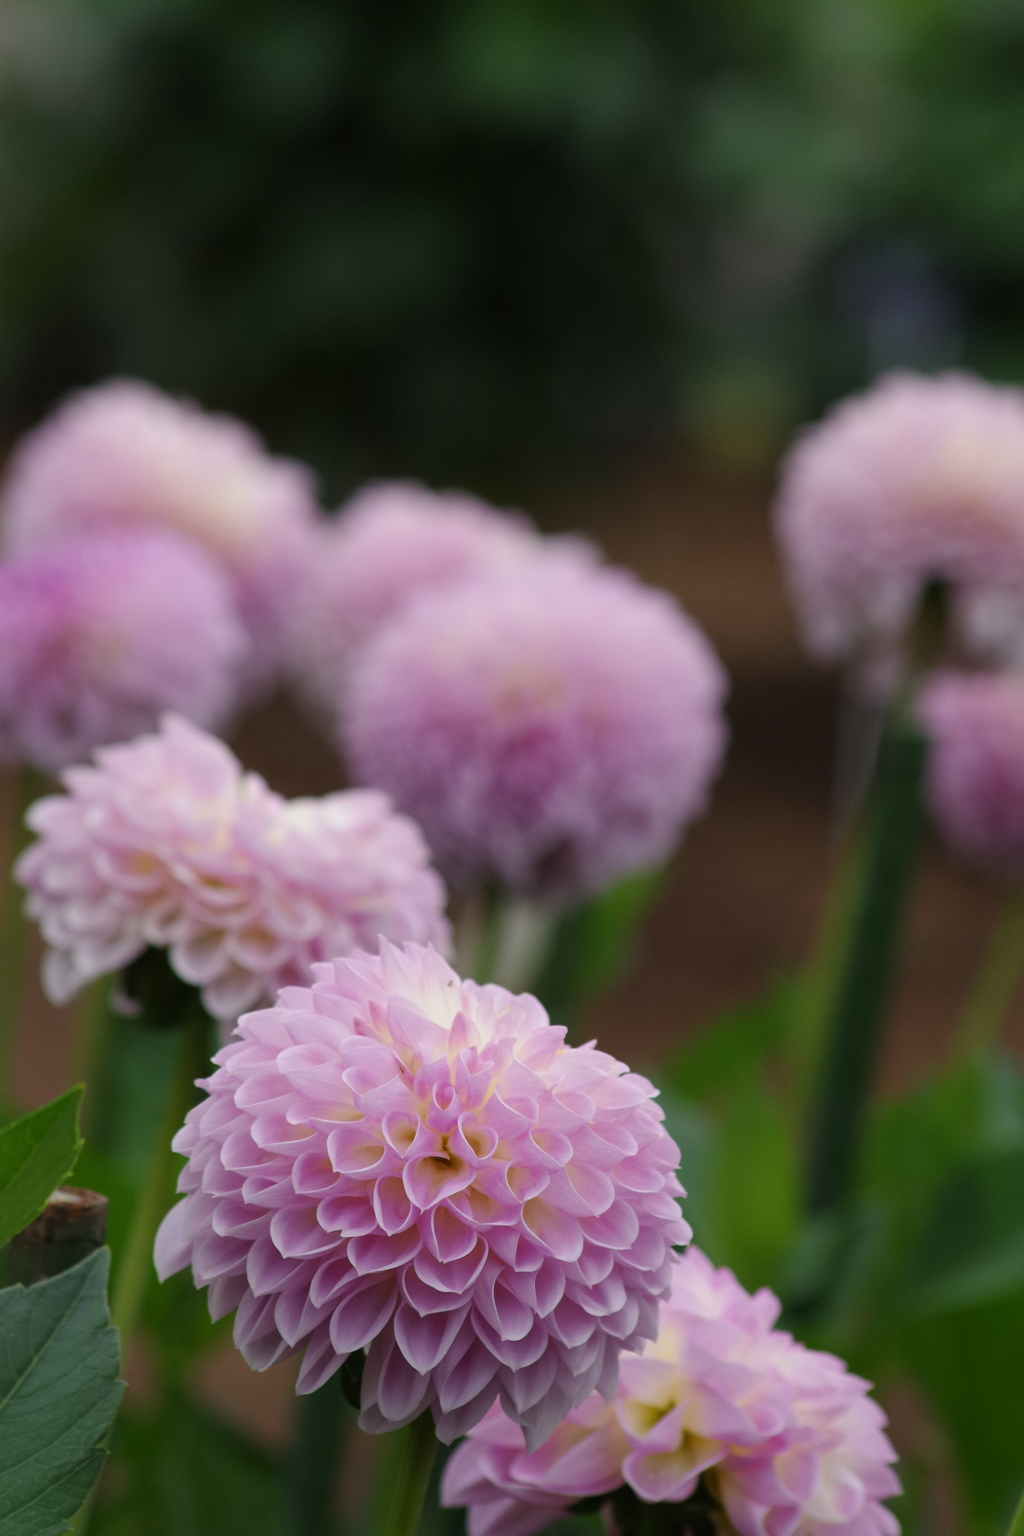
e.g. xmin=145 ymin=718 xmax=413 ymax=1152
xmin=953 ymin=889 xmax=1024 ymax=1061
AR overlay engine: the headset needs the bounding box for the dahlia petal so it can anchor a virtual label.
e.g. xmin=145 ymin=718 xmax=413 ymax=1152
xmin=329 ymin=1277 xmax=397 ymax=1353
xmin=154 ymin=1200 xmax=191 ymax=1281
xmin=394 ymin=1299 xmax=472 ymax=1373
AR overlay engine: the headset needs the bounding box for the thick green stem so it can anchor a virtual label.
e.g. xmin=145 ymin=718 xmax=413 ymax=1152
xmin=0 ymin=765 xmax=45 ymax=1094
xmin=954 ymin=891 xmax=1024 ymax=1061
xmin=805 ymin=719 xmax=927 ymax=1214
xmin=381 ymin=1412 xmax=438 ymax=1536
xmin=287 ymin=1381 xmax=349 ymax=1536
xmin=110 ymin=1008 xmax=207 ymax=1345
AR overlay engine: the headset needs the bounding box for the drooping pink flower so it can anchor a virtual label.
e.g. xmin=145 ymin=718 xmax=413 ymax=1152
xmin=442 ymin=1247 xmax=900 ymax=1536
xmin=343 ymin=564 xmax=728 ymax=901
xmin=16 ymin=715 xmax=450 ymax=1021
xmin=154 ymin=940 xmax=689 ymax=1446
xmin=289 ymin=481 xmax=570 ymax=715
xmin=917 ymin=670 xmax=1024 ymax=878
xmin=775 ymin=371 xmax=1024 ymax=668
xmin=0 ymin=379 xmax=320 ymax=692
xmin=0 ymin=532 xmax=247 ymax=771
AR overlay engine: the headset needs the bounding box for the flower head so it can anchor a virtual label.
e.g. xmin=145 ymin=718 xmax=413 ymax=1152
xmin=16 ymin=715 xmax=450 ymax=1020
xmin=343 ymin=564 xmax=727 ymax=900
xmin=775 ymin=371 xmax=1024 ymax=666
xmin=917 ymin=670 xmax=1024 ymax=878
xmin=0 ymin=379 xmax=319 ymax=692
xmin=289 ymin=481 xmax=562 ymax=715
xmin=0 ymin=532 xmax=247 ymax=771
xmin=154 ymin=940 xmax=688 ymax=1446
xmin=443 ymin=1247 xmax=900 ymax=1536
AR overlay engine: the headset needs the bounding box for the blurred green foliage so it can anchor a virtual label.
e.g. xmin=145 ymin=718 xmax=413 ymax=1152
xmin=2 ymin=0 xmax=1024 ymax=490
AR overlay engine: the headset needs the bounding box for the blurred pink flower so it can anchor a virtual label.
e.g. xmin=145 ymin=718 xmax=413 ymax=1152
xmin=344 ymin=563 xmax=727 ymax=901
xmin=0 ymin=532 xmax=247 ymax=771
xmin=775 ymin=371 xmax=1024 ymax=668
xmin=155 ymin=939 xmax=688 ymax=1445
xmin=16 ymin=715 xmax=449 ymax=1021
xmin=443 ymin=1247 xmax=900 ymax=1536
xmin=918 ymin=669 xmax=1024 ymax=878
xmin=289 ymin=481 xmax=568 ymax=715
xmin=0 ymin=379 xmax=319 ymax=692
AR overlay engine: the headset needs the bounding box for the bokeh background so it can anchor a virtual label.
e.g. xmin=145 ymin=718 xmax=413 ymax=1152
xmin=3 ymin=0 xmax=1023 ymax=1495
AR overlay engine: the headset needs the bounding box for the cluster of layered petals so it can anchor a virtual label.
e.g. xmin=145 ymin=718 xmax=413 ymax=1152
xmin=443 ymin=1247 xmax=900 ymax=1536
xmin=289 ymin=481 xmax=561 ymax=716
xmin=917 ymin=670 xmax=1024 ymax=878
xmin=154 ymin=940 xmax=688 ymax=1446
xmin=344 ymin=564 xmax=727 ymax=901
xmin=775 ymin=371 xmax=1024 ymax=666
xmin=0 ymin=379 xmax=319 ymax=692
xmin=16 ymin=716 xmax=449 ymax=1021
xmin=0 ymin=532 xmax=247 ymax=770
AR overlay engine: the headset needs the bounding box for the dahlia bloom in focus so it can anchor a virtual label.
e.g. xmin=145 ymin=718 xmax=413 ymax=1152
xmin=443 ymin=1247 xmax=899 ymax=1536
xmin=344 ymin=564 xmax=727 ymax=900
xmin=918 ymin=670 xmax=1024 ymax=879
xmin=290 ymin=481 xmax=565 ymax=715
xmin=16 ymin=716 xmax=449 ymax=1021
xmin=155 ymin=940 xmax=688 ymax=1445
xmin=0 ymin=533 xmax=247 ymax=771
xmin=0 ymin=379 xmax=319 ymax=691
xmin=775 ymin=371 xmax=1024 ymax=667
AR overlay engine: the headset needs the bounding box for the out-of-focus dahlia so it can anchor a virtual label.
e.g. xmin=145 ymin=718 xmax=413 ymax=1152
xmin=155 ymin=940 xmax=688 ymax=1445
xmin=16 ymin=715 xmax=449 ymax=1021
xmin=917 ymin=670 xmax=1024 ymax=878
xmin=775 ymin=371 xmax=1024 ymax=668
xmin=443 ymin=1247 xmax=900 ymax=1536
xmin=289 ymin=481 xmax=563 ymax=715
xmin=343 ymin=564 xmax=727 ymax=901
xmin=0 ymin=379 xmax=319 ymax=691
xmin=0 ymin=532 xmax=247 ymax=771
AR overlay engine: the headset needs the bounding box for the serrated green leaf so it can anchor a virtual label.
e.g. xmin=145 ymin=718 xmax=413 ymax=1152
xmin=0 ymin=1088 xmax=84 ymax=1251
xmin=0 ymin=1248 xmax=123 ymax=1536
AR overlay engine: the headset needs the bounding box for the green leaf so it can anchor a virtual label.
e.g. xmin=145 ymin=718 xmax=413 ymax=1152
xmin=664 ymin=979 xmax=800 ymax=1103
xmin=897 ymin=1146 xmax=1024 ymax=1317
xmin=0 ymin=1088 xmax=84 ymax=1251
xmin=535 ymin=867 xmax=665 ymax=1030
xmin=0 ymin=1248 xmax=123 ymax=1536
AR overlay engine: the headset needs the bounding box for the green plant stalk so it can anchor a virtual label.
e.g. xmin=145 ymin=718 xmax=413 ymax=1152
xmin=110 ymin=1007 xmax=207 ymax=1344
xmin=805 ymin=719 xmax=927 ymax=1214
xmin=380 ymin=1412 xmax=438 ymax=1536
xmin=0 ymin=765 xmax=45 ymax=1093
xmin=953 ymin=889 xmax=1024 ymax=1060
xmin=1007 ymin=1485 xmax=1024 ymax=1536
xmin=287 ymin=1380 xmax=349 ymax=1536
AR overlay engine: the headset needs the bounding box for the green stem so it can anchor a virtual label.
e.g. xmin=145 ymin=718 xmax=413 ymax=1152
xmin=380 ymin=1412 xmax=438 ymax=1536
xmin=0 ymin=765 xmax=46 ymax=1096
xmin=1007 ymin=1485 xmax=1024 ymax=1536
xmin=110 ymin=1008 xmax=207 ymax=1345
xmin=805 ymin=718 xmax=927 ymax=1215
xmin=287 ymin=1381 xmax=349 ymax=1536
xmin=954 ymin=891 xmax=1024 ymax=1061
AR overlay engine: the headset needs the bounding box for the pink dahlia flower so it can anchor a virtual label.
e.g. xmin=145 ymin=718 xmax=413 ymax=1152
xmin=289 ymin=481 xmax=568 ymax=716
xmin=917 ymin=670 xmax=1024 ymax=878
xmin=343 ymin=564 xmax=727 ymax=900
xmin=16 ymin=715 xmax=449 ymax=1021
xmin=443 ymin=1247 xmax=900 ymax=1536
xmin=0 ymin=532 xmax=247 ymax=771
xmin=775 ymin=371 xmax=1024 ymax=666
xmin=154 ymin=939 xmax=688 ymax=1445
xmin=0 ymin=379 xmax=319 ymax=692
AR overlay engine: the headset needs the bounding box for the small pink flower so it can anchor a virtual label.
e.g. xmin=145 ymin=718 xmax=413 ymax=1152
xmin=289 ymin=480 xmax=568 ymax=715
xmin=344 ymin=563 xmax=727 ymax=901
xmin=443 ymin=1248 xmax=900 ymax=1536
xmin=0 ymin=379 xmax=319 ymax=693
xmin=155 ymin=940 xmax=689 ymax=1446
xmin=917 ymin=670 xmax=1024 ymax=878
xmin=775 ymin=371 xmax=1024 ymax=668
xmin=0 ymin=531 xmax=247 ymax=771
xmin=16 ymin=715 xmax=450 ymax=1021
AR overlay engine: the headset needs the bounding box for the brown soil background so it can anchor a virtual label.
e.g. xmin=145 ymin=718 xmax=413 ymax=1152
xmin=1 ymin=453 xmax=1017 ymax=1482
